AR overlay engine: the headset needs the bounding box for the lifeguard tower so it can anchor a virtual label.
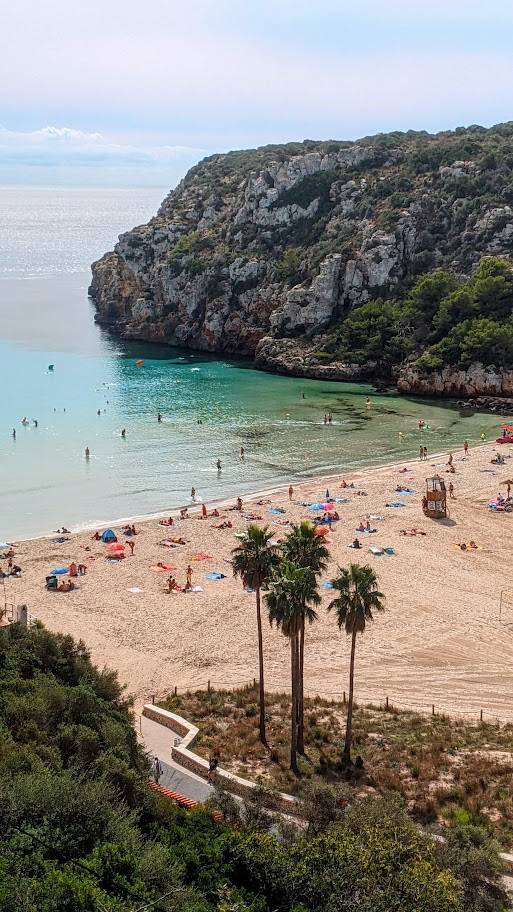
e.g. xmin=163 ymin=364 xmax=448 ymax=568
xmin=422 ymin=475 xmax=447 ymax=519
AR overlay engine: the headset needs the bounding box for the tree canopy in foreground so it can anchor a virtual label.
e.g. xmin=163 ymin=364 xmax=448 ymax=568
xmin=0 ymin=622 xmax=507 ymax=911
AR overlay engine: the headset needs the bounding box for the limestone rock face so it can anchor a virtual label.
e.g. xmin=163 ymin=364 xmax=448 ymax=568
xmin=89 ymin=130 xmax=513 ymax=390
xmin=397 ymin=362 xmax=513 ymax=397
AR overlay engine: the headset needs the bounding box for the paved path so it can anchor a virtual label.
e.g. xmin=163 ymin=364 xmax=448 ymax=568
xmin=139 ymin=713 xmax=213 ymax=803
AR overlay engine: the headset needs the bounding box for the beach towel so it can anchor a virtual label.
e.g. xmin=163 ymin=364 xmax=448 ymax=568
xmin=184 ymin=585 xmax=203 ymax=593
xmin=308 ymin=502 xmax=325 ymax=511
xmin=369 ymin=545 xmax=384 ymax=555
xmin=385 ymin=502 xmax=406 ymax=508
xmin=383 ymin=547 xmax=395 ymax=556
xmin=149 ymin=563 xmax=175 ymax=572
xmin=335 ymin=497 xmax=350 ymax=504
xmin=206 ymin=571 xmax=226 ymax=580
xmin=395 ymin=488 xmax=416 ymax=495
xmin=191 ymin=553 xmax=212 ymax=560
xmin=369 ymin=514 xmax=384 ymax=521
xmin=400 ymin=529 xmax=426 ymax=536
xmin=50 ymin=537 xmax=68 ymax=544
xmin=51 ymin=567 xmax=68 ymax=575
xmin=127 ymin=587 xmax=144 ymax=593
xmin=268 ymin=507 xmax=285 ymax=515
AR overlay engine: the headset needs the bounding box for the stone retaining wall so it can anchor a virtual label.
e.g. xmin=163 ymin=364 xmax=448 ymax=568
xmin=142 ymin=703 xmax=299 ymax=815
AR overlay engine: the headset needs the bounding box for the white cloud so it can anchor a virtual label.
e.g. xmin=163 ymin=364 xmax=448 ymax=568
xmin=0 ymin=126 xmax=206 ymax=186
xmin=0 ymin=126 xmax=205 ymax=167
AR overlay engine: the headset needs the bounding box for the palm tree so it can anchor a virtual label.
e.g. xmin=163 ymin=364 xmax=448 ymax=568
xmin=232 ymin=525 xmax=280 ymax=746
xmin=282 ymin=522 xmax=328 ymax=753
xmin=266 ymin=561 xmax=320 ymax=772
xmin=328 ymin=563 xmax=385 ymax=764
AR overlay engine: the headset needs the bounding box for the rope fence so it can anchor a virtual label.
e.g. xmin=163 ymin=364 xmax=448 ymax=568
xmin=149 ymin=678 xmax=512 ymax=726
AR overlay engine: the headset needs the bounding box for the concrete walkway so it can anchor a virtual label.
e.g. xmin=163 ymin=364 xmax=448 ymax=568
xmin=139 ymin=712 xmax=213 ymax=803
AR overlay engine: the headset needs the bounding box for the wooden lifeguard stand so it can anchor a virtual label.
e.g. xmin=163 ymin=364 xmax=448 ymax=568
xmin=423 ymin=475 xmax=447 ymax=519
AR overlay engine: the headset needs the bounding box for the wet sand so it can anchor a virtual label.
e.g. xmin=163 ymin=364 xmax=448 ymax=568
xmin=4 ymin=442 xmax=513 ymax=721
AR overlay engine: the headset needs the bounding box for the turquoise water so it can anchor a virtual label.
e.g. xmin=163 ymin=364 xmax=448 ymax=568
xmin=0 ymin=187 xmax=504 ymax=539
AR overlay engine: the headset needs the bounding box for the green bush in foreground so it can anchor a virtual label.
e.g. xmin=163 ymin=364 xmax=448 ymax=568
xmin=0 ymin=622 xmax=508 ymax=911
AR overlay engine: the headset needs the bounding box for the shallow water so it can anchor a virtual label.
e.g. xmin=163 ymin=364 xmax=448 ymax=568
xmin=0 ymin=186 xmax=505 ymax=539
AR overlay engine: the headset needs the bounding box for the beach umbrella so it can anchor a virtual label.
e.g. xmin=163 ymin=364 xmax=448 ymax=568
xmin=107 ymin=542 xmax=125 ymax=554
xmin=314 ymin=525 xmax=329 ymax=537
xmin=322 ymin=502 xmax=335 ymax=511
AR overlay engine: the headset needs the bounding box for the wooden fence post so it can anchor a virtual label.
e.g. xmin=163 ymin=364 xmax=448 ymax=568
xmin=385 ymin=696 xmax=389 ymax=710
xmin=174 ymin=685 xmax=177 ymax=696
xmin=480 ymin=709 xmax=483 ymax=722
xmin=207 ymin=679 xmax=211 ymax=694
xmin=432 ymin=704 xmax=435 ymax=716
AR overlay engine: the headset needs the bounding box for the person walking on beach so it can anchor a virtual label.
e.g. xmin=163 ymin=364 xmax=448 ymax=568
xmin=151 ymin=756 xmax=163 ymax=783
xmin=449 ymin=482 xmax=455 ymax=499
xmin=423 ymin=446 xmax=428 ymax=461
xmin=288 ymin=484 xmax=293 ymax=500
xmin=464 ymin=440 xmax=469 ymax=456
xmin=419 ymin=445 xmax=423 ymax=461
xmin=186 ymin=564 xmax=193 ymax=589
xmin=201 ymin=503 xmax=208 ymax=519
xmin=127 ymin=540 xmax=135 ymax=556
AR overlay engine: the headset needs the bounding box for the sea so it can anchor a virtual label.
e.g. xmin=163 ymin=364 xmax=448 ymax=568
xmin=0 ymin=185 xmax=503 ymax=540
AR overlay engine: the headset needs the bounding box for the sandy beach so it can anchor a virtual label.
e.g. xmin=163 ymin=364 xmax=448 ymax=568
xmin=4 ymin=440 xmax=513 ymax=721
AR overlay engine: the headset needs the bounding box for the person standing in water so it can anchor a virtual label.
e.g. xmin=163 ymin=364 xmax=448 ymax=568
xmin=157 ymin=412 xmax=162 ymax=423
xmin=240 ymin=447 xmax=245 ymax=459
xmin=121 ymin=429 xmax=126 ymax=438
xmin=33 ymin=419 xmax=38 ymax=428
xmin=288 ymin=484 xmax=294 ymax=500
xmin=366 ymin=397 xmax=372 ymax=408
xmin=85 ymin=447 xmax=90 ymax=459
xmin=191 ymin=487 xmax=196 ymax=501
xmin=11 ymin=428 xmax=16 ymax=439
xmin=216 ymin=459 xmax=222 ymax=472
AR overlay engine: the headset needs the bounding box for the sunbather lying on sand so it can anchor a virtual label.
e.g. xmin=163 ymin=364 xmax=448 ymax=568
xmin=159 ymin=517 xmax=174 ymax=526
xmin=212 ymin=521 xmax=233 ymax=529
xmin=400 ymin=529 xmax=427 ymax=536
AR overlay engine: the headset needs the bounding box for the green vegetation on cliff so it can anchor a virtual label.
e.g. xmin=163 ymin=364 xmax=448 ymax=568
xmin=0 ymin=622 xmax=509 ymax=910
xmin=330 ymin=256 xmax=513 ymax=375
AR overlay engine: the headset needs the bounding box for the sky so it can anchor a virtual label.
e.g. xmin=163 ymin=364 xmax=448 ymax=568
xmin=2 ymin=0 xmax=513 ymax=187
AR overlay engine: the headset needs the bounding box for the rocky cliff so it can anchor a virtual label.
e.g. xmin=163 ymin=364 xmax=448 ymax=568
xmin=90 ymin=125 xmax=513 ymax=395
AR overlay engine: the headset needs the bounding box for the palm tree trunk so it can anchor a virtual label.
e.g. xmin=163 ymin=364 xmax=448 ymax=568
xmin=297 ymin=618 xmax=305 ymax=753
xmin=255 ymin=587 xmax=267 ymax=746
xmin=343 ymin=628 xmax=357 ymax=763
xmin=290 ymin=633 xmax=299 ymax=773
